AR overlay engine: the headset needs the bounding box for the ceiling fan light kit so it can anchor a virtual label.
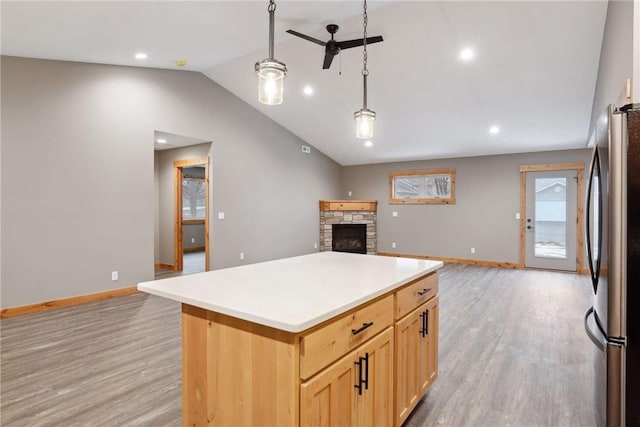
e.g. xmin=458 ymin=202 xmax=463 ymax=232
xmin=255 ymin=0 xmax=287 ymax=106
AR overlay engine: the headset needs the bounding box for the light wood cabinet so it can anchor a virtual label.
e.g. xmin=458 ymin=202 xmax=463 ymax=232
xmin=300 ymin=295 xmax=394 ymax=380
xmin=394 ymin=296 xmax=439 ymax=427
xmin=180 ymin=271 xmax=439 ymax=427
xmin=300 ymin=327 xmax=394 ymax=427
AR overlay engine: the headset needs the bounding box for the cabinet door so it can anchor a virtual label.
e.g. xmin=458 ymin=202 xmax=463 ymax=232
xmin=356 ymin=327 xmax=394 ymax=427
xmin=300 ymin=327 xmax=394 ymax=427
xmin=420 ymin=296 xmax=438 ymax=394
xmin=394 ymin=303 xmax=423 ymax=427
xmin=300 ymin=346 xmax=358 ymax=427
xmin=394 ymin=296 xmax=439 ymax=427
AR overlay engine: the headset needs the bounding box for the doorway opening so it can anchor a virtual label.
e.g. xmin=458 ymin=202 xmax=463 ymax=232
xmin=520 ymin=163 xmax=584 ymax=271
xmin=174 ymin=158 xmax=210 ymax=274
xmin=153 ymin=131 xmax=211 ymax=280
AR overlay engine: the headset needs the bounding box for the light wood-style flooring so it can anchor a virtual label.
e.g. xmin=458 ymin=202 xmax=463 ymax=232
xmin=0 ymin=264 xmax=595 ymax=426
xmin=154 ymin=251 xmax=205 ymax=280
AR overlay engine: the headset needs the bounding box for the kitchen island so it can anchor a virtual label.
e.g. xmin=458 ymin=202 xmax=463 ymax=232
xmin=138 ymin=251 xmax=442 ymax=427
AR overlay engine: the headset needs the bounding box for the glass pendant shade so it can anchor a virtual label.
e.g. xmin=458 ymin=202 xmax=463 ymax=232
xmin=354 ymin=108 xmax=376 ymax=139
xmin=256 ymin=60 xmax=286 ymax=105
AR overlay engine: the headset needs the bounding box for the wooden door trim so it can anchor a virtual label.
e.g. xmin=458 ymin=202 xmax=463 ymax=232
xmin=174 ymin=157 xmax=210 ymax=272
xmin=519 ymin=163 xmax=584 ymax=271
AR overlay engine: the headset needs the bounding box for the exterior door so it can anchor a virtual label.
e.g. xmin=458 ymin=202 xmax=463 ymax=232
xmin=525 ymin=170 xmax=578 ymax=271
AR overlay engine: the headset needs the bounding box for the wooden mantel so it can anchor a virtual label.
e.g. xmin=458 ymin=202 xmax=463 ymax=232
xmin=319 ymin=200 xmax=377 ymax=212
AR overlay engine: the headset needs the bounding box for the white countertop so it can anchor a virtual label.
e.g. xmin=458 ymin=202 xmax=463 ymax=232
xmin=138 ymin=252 xmax=442 ymax=333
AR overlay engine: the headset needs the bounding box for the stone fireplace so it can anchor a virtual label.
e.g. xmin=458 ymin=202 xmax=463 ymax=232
xmin=319 ymin=200 xmax=377 ymax=255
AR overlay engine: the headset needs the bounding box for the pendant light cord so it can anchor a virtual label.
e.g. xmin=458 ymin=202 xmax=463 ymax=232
xmin=362 ymin=0 xmax=369 ymax=108
xmin=268 ymin=0 xmax=276 ymax=59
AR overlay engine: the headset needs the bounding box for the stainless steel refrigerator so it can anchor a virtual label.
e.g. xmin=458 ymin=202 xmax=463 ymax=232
xmin=584 ymin=103 xmax=640 ymax=427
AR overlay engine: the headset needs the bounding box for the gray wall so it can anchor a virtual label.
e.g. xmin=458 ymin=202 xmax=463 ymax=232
xmin=1 ymin=56 xmax=341 ymax=309
xmin=155 ymin=143 xmax=211 ymax=265
xmin=183 ymin=224 xmax=205 ymax=250
xmin=589 ymin=0 xmax=635 ymax=139
xmin=341 ymin=149 xmax=592 ymax=266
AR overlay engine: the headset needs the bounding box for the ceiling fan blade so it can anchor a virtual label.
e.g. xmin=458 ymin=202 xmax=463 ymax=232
xmin=322 ymin=52 xmax=334 ymax=69
xmin=286 ymin=30 xmax=326 ymax=46
xmin=337 ymin=35 xmax=384 ymax=50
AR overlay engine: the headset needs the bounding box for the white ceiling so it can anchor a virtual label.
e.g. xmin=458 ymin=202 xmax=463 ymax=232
xmin=153 ymin=130 xmax=211 ymax=151
xmin=1 ymin=1 xmax=608 ymax=165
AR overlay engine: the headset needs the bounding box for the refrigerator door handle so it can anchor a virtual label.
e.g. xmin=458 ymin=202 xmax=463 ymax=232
xmin=584 ymin=307 xmax=606 ymax=351
xmin=585 ymin=147 xmax=602 ymax=294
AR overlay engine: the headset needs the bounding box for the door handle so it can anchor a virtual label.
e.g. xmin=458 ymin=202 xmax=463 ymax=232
xmin=584 ymin=307 xmax=605 ymax=351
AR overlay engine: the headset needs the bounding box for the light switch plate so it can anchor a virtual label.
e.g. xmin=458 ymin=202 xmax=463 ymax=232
xmin=218 ymin=212 xmax=225 ymax=220
xmin=392 ymin=211 xmax=398 ymax=217
xmin=515 ymin=213 xmax=521 ymax=220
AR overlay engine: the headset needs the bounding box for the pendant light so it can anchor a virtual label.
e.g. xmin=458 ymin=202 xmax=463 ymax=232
xmin=354 ymin=0 xmax=375 ymax=139
xmin=255 ymin=0 xmax=287 ymax=105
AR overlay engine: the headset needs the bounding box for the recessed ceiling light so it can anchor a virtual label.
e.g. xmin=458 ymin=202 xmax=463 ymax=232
xmin=303 ymin=86 xmax=314 ymax=96
xmin=364 ymin=140 xmax=373 ymax=147
xmin=489 ymin=126 xmax=500 ymax=134
xmin=459 ymin=48 xmax=475 ymax=61
xmin=135 ymin=52 xmax=148 ymax=60
xmin=156 ymin=138 xmax=167 ymax=144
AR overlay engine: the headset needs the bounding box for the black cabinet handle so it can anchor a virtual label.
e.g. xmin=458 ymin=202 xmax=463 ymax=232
xmin=417 ymin=288 xmax=432 ymax=296
xmin=352 ymin=322 xmax=374 ymax=335
xmin=354 ymin=358 xmax=363 ymax=395
xmin=354 ymin=353 xmax=370 ymax=395
xmin=419 ymin=309 xmax=429 ymax=337
xmin=362 ymin=352 xmax=369 ymax=391
xmin=424 ymin=309 xmax=429 ymax=335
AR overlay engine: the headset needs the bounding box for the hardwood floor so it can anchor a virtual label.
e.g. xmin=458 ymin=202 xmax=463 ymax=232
xmin=154 ymin=251 xmax=205 ymax=280
xmin=0 ymin=264 xmax=595 ymax=426
xmin=0 ymin=293 xmax=182 ymax=426
xmin=406 ymin=264 xmax=595 ymax=427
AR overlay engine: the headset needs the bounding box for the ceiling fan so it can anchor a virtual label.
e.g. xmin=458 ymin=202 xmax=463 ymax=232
xmin=286 ymin=24 xmax=383 ymax=70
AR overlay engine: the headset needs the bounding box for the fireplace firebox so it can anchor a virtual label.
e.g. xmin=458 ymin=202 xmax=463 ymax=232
xmin=332 ymin=224 xmax=367 ymax=254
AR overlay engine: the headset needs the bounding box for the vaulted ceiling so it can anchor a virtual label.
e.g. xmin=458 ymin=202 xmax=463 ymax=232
xmin=1 ymin=1 xmax=608 ymax=165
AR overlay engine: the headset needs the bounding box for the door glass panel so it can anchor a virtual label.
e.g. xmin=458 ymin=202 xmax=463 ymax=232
xmin=534 ymin=177 xmax=567 ymax=259
xmin=182 ymin=178 xmax=206 ymax=219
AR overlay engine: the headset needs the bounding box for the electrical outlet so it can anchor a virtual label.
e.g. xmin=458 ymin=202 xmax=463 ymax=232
xmin=314 ymin=242 xmax=318 ymax=249
xmin=301 ymin=145 xmax=311 ymax=154
xmin=392 ymin=242 xmax=397 ymax=249
xmin=392 ymin=211 xmax=398 ymax=217
xmin=191 ymin=237 xmax=195 ymax=243
xmin=515 ymin=213 xmax=521 ymax=220
xmin=218 ymin=212 xmax=225 ymax=220
xmin=471 ymin=247 xmax=476 ymax=254
xmin=240 ymin=252 xmax=245 ymax=260
xmin=348 ymin=191 xmax=353 ymax=197
xmin=111 ymin=271 xmax=118 ymax=281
